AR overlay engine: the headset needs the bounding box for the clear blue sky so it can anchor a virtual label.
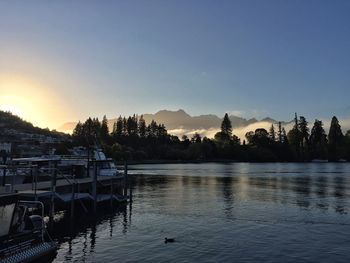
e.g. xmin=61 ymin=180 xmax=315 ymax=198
xmin=1 ymin=0 xmax=350 ymax=128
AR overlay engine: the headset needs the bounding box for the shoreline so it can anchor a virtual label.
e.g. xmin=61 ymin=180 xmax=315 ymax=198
xmin=117 ymin=159 xmax=349 ymax=165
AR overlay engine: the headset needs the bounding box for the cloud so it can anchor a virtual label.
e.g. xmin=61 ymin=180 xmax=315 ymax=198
xmin=226 ymin=109 xmax=269 ymax=118
xmin=168 ymin=127 xmax=220 ymax=139
xmin=227 ymin=110 xmax=245 ymax=117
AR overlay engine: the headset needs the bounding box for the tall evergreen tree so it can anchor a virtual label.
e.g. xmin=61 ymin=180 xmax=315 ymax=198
xmin=278 ymin=122 xmax=282 ymax=143
xmin=282 ymin=128 xmax=288 ymax=145
xmin=221 ymin=113 xmax=232 ymax=137
xmin=122 ymin=117 xmax=128 ymax=136
xmin=113 ymin=116 xmax=123 ymax=137
xmin=328 ymin=116 xmax=343 ymax=160
xmin=138 ymin=115 xmax=146 ymax=138
xmin=287 ymin=113 xmax=301 ymax=159
xmin=298 ymin=116 xmax=309 ymax=160
xmin=269 ymin=124 xmax=276 ymax=142
xmin=100 ymin=115 xmax=109 ymax=143
xmin=309 ymin=119 xmax=328 ymax=159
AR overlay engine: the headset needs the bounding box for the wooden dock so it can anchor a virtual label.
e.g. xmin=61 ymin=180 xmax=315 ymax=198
xmin=1 ymin=172 xmax=130 ymax=219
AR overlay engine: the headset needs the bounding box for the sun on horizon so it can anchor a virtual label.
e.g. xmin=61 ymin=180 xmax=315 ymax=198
xmin=0 ymin=73 xmax=70 ymax=129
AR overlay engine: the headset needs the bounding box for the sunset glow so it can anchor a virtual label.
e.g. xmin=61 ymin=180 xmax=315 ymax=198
xmin=0 ymin=74 xmax=69 ymax=129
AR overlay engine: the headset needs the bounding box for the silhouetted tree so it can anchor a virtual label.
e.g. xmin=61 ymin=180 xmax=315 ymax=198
xmin=138 ymin=115 xmax=146 ymax=138
xmin=221 ymin=113 xmax=232 ymax=137
xmin=287 ymin=113 xmax=301 ymax=159
xmin=309 ymin=119 xmax=328 ymax=159
xmin=328 ymin=116 xmax=343 ymax=161
xmin=100 ymin=115 xmax=110 ymax=143
xmin=214 ymin=131 xmax=231 ymax=142
xmin=122 ymin=117 xmax=127 ymax=136
xmin=191 ymin=133 xmax=202 ymax=143
xmin=282 ymin=128 xmax=288 ymax=145
xmin=298 ymin=116 xmax=309 ymax=160
xmin=278 ymin=122 xmax=283 ymax=143
xmin=181 ymin=135 xmax=191 ymax=148
xmin=113 ymin=116 xmax=123 ymax=137
xmin=147 ymin=120 xmax=158 ymax=138
xmin=269 ymin=124 xmax=276 ymax=142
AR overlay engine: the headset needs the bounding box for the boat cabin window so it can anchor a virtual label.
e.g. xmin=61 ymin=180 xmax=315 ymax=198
xmin=0 ymin=203 xmax=16 ymax=236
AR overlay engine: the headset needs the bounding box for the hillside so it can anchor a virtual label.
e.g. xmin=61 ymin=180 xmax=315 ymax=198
xmin=0 ymin=110 xmax=67 ymax=140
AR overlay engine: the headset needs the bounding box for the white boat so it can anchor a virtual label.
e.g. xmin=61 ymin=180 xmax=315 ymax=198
xmin=59 ymin=148 xmax=122 ymax=178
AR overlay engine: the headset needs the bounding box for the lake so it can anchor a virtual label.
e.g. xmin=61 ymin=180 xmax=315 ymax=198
xmin=51 ymin=163 xmax=350 ymax=262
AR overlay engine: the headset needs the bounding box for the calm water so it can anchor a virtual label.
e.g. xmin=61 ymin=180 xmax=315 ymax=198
xmin=52 ymin=163 xmax=350 ymax=262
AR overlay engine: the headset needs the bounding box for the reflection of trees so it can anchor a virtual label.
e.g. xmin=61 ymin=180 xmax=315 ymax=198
xmin=215 ymin=164 xmax=238 ymax=219
xmin=49 ymin=205 xmax=129 ymax=262
xmin=293 ymin=176 xmax=311 ymax=208
xmin=216 ymin=176 xmax=236 ymax=219
xmin=315 ymin=176 xmax=328 ymax=210
xmin=334 ymin=175 xmax=347 ymax=214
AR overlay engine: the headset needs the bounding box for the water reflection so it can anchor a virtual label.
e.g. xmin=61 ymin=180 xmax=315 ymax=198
xmin=51 ymin=163 xmax=350 ymax=262
xmin=51 ymin=205 xmax=130 ymax=262
xmin=130 ymin=163 xmax=350 ymax=215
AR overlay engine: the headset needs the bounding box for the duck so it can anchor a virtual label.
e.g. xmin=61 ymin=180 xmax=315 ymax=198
xmin=164 ymin=237 xmax=175 ymax=243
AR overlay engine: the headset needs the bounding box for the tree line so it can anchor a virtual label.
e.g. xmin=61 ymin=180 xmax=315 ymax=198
xmin=70 ymin=113 xmax=350 ymax=162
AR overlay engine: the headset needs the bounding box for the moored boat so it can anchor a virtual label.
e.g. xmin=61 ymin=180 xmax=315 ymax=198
xmin=0 ymin=194 xmax=57 ymax=263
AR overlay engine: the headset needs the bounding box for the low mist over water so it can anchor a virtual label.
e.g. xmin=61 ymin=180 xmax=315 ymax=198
xmin=52 ymin=163 xmax=350 ymax=262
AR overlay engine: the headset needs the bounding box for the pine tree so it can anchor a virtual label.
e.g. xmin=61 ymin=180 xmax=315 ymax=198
xmin=113 ymin=116 xmax=123 ymax=137
xmin=282 ymin=128 xmax=288 ymax=145
xmin=309 ymin=119 xmax=328 ymax=159
xmin=221 ymin=113 xmax=232 ymax=137
xmin=100 ymin=115 xmax=109 ymax=143
xmin=138 ymin=115 xmax=146 ymax=138
xmin=328 ymin=116 xmax=343 ymax=160
xmin=122 ymin=117 xmax=127 ymax=136
xmin=269 ymin=124 xmax=276 ymax=142
xmin=278 ymin=122 xmax=282 ymax=143
xmin=298 ymin=116 xmax=309 ymax=160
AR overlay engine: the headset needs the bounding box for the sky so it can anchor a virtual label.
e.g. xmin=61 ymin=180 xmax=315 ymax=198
xmin=1 ymin=0 xmax=350 ymax=129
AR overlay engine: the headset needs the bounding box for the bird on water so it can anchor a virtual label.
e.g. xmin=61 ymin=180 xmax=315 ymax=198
xmin=165 ymin=237 xmax=175 ymax=243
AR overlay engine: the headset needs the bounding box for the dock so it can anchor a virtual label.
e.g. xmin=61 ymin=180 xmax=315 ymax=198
xmin=0 ymin=162 xmax=132 ymax=219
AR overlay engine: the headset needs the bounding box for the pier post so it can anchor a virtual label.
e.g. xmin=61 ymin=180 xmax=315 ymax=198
xmin=71 ymin=182 xmax=75 ymax=219
xmin=2 ymin=166 xmax=6 ymax=186
xmin=93 ymin=162 xmax=97 ymax=213
xmin=124 ymin=161 xmax=128 ymax=197
xmin=110 ymin=178 xmax=113 ymax=207
xmin=34 ymin=165 xmax=38 ymax=201
xmin=11 ymin=166 xmax=15 ymax=192
xmin=129 ymin=172 xmax=132 ymax=203
xmin=49 ymin=162 xmax=57 ymax=221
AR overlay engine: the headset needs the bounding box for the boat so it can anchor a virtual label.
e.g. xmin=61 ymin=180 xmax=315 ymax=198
xmin=0 ymin=193 xmax=57 ymax=263
xmin=59 ymin=147 xmax=123 ymax=178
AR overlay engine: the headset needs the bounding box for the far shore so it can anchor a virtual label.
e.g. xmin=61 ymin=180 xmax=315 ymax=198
xmin=116 ymin=159 xmax=349 ymax=165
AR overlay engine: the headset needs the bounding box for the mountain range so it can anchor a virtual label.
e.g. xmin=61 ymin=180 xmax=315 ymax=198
xmin=57 ymin=109 xmax=291 ymax=139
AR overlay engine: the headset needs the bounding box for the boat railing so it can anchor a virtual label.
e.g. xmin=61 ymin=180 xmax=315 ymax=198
xmin=17 ymin=201 xmax=45 ymax=242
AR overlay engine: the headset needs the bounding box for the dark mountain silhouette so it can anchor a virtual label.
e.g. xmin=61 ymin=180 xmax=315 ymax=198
xmin=57 ymin=109 xmax=285 ymax=134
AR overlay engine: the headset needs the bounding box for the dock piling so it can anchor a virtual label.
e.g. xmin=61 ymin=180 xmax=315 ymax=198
xmin=2 ymin=166 xmax=6 ymax=186
xmin=124 ymin=161 xmax=128 ymax=197
xmin=49 ymin=163 xmax=57 ymax=221
xmin=93 ymin=162 xmax=98 ymax=213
